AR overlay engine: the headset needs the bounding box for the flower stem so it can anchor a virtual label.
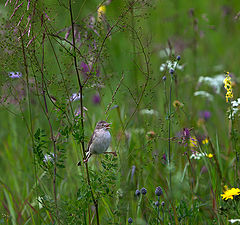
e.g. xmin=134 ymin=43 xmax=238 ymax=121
xmin=168 ymin=74 xmax=173 ymax=191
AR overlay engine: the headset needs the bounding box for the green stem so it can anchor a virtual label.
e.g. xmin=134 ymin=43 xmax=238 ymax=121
xmin=168 ymin=75 xmax=173 ymax=191
xmin=157 ymin=196 xmax=160 ymax=225
xmin=230 ymin=105 xmax=238 ymax=186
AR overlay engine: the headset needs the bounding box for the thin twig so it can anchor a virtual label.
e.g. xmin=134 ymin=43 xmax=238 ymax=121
xmin=105 ymin=72 xmax=125 ymax=116
xmin=40 ymin=32 xmax=59 ymax=221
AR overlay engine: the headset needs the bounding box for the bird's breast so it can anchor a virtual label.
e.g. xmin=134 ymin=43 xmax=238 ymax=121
xmin=90 ymin=130 xmax=111 ymax=154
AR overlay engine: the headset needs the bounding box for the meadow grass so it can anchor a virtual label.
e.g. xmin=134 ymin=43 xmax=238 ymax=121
xmin=1 ymin=0 xmax=240 ymax=224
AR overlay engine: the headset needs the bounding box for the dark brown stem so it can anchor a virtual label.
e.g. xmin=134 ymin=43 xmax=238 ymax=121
xmin=68 ymin=1 xmax=99 ymax=224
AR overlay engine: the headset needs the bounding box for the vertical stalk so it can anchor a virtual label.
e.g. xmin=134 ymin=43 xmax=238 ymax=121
xmin=157 ymin=196 xmax=160 ymax=225
xmin=168 ymin=75 xmax=173 ymax=191
xmin=68 ymin=1 xmax=100 ymax=224
xmin=130 ymin=0 xmax=138 ymax=95
xmin=40 ymin=32 xmax=59 ymax=221
xmin=230 ymin=105 xmax=238 ymax=185
xmin=20 ymin=30 xmax=39 ymax=223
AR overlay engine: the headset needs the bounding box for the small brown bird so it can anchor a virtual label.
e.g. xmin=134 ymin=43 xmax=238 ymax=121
xmin=77 ymin=121 xmax=116 ymax=165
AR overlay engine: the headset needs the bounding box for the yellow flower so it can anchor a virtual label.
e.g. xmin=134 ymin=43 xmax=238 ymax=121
xmin=97 ymin=5 xmax=106 ymax=21
xmin=189 ymin=136 xmax=198 ymax=148
xmin=206 ymin=153 xmax=213 ymax=158
xmin=173 ymin=100 xmax=183 ymax=108
xmin=221 ymin=187 xmax=240 ymax=200
xmin=224 ymin=185 xmax=228 ymax=191
xmin=223 ymin=72 xmax=233 ymax=102
xmin=202 ymin=138 xmax=209 ymax=145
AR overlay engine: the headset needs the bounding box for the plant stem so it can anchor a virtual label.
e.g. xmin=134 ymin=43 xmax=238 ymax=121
xmin=68 ymin=1 xmax=100 ymax=224
xmin=40 ymin=32 xmax=59 ymax=222
xmin=157 ymin=196 xmax=160 ymax=225
xmin=168 ymin=75 xmax=173 ymax=191
xmin=230 ymin=105 xmax=238 ymax=185
xmin=20 ymin=29 xmax=39 ymax=223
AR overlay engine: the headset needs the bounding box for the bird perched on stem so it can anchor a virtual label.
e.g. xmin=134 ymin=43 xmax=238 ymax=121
xmin=77 ymin=120 xmax=116 ymax=165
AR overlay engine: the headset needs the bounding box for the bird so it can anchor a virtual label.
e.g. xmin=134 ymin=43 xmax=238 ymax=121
xmin=77 ymin=120 xmax=116 ymax=165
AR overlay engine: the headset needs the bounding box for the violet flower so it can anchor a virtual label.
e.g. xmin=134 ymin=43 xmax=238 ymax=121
xmin=199 ymin=111 xmax=211 ymax=121
xmin=92 ymin=94 xmax=101 ymax=104
xmin=8 ymin=72 xmax=22 ymax=78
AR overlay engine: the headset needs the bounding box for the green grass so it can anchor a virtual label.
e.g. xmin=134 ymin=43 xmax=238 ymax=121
xmin=1 ymin=0 xmax=240 ymax=224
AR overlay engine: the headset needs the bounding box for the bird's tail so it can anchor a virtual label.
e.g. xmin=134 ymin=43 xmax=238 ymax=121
xmin=77 ymin=151 xmax=92 ymax=166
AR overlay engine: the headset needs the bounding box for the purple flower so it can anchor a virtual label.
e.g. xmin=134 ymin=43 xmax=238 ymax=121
xmin=8 ymin=72 xmax=22 ymax=78
xmin=155 ymin=186 xmax=163 ymax=196
xmin=130 ymin=165 xmax=136 ymax=182
xmin=170 ymin=68 xmax=174 ymax=74
xmin=69 ymin=93 xmax=81 ymax=102
xmin=92 ymin=94 xmax=101 ymax=104
xmin=183 ymin=128 xmax=190 ymax=139
xmin=199 ymin=111 xmax=211 ymax=121
xmin=135 ymin=189 xmax=140 ymax=196
xmin=81 ymin=62 xmax=90 ymax=74
xmin=128 ymin=217 xmax=133 ymax=224
xmin=155 ymin=201 xmax=160 ymax=207
xmin=141 ymin=187 xmax=147 ymax=195
xmin=80 ymin=62 xmax=100 ymax=78
xmin=162 ymin=153 xmax=167 ymax=164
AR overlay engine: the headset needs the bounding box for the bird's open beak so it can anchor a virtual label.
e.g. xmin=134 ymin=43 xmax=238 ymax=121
xmin=105 ymin=122 xmax=111 ymax=129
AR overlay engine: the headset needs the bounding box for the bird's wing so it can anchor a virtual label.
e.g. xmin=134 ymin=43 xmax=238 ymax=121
xmin=86 ymin=132 xmax=95 ymax=151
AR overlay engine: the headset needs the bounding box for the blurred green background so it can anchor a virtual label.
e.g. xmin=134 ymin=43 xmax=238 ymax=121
xmin=1 ymin=0 xmax=240 ymax=224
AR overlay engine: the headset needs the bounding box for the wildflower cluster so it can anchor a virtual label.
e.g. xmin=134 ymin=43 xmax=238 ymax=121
xmin=135 ymin=187 xmax=147 ymax=196
xmin=229 ymin=98 xmax=240 ymax=118
xmin=223 ymin=72 xmax=233 ymax=102
xmin=159 ymin=59 xmax=184 ymax=72
xmin=190 ymin=151 xmax=213 ymax=160
xmin=221 ymin=187 xmax=240 ymax=200
xmin=198 ymin=74 xmax=225 ymax=94
xmin=202 ymin=138 xmax=209 ymax=145
xmin=189 ymin=136 xmax=198 ymax=149
xmin=97 ymin=5 xmax=106 ymax=21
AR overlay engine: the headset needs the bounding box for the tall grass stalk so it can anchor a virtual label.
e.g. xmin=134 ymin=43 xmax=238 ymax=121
xmin=69 ymin=0 xmax=100 ymax=224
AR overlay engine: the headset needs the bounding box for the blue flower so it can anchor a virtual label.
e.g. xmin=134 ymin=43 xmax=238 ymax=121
xmin=8 ymin=72 xmax=22 ymax=78
xmin=155 ymin=186 xmax=163 ymax=196
xmin=128 ymin=217 xmax=133 ymax=224
xmin=141 ymin=187 xmax=147 ymax=195
xmin=135 ymin=189 xmax=140 ymax=196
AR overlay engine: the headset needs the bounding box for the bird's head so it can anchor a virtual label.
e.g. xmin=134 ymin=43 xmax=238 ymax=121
xmin=95 ymin=120 xmax=111 ymax=130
